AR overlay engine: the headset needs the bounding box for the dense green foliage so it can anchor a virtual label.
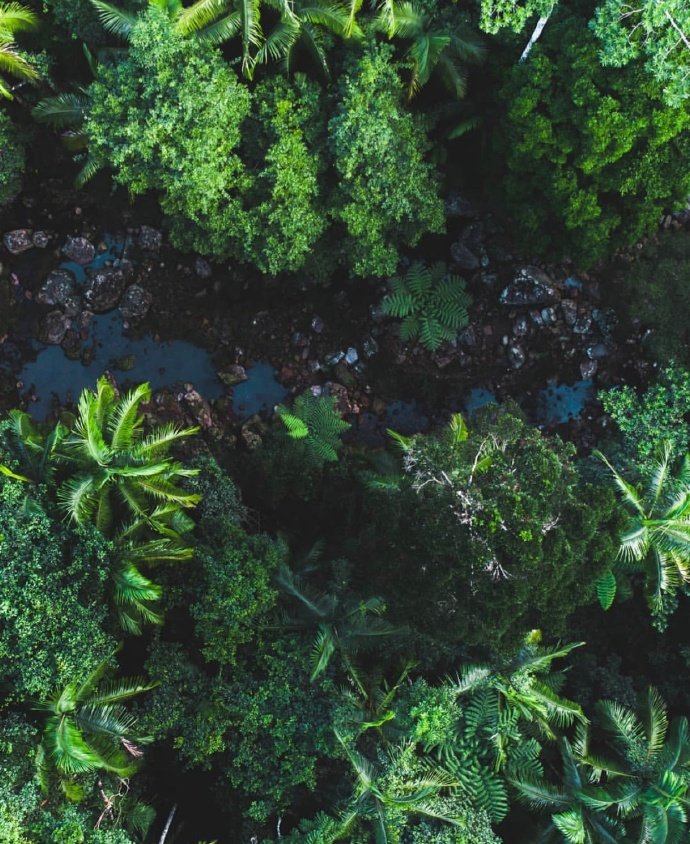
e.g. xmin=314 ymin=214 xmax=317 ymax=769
xmin=0 ymin=109 xmax=24 ymax=207
xmin=357 ymin=407 xmax=618 ymax=650
xmin=495 ymin=15 xmax=690 ymax=266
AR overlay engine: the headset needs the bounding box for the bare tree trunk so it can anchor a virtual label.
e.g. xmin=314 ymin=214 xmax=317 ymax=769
xmin=519 ymin=6 xmax=554 ymax=62
xmin=158 ymin=804 xmax=177 ymax=844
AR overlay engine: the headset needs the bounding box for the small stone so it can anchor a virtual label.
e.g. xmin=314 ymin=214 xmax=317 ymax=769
xmin=586 ymin=343 xmax=609 ymax=360
xmin=540 ymin=307 xmax=557 ymax=325
xmin=560 ymin=300 xmax=578 ymax=326
xmin=529 ymin=310 xmax=544 ymax=326
xmin=62 ymin=236 xmax=95 ymax=265
xmin=217 ymin=364 xmax=247 ymax=387
xmin=194 ymin=256 xmax=212 ymax=278
xmin=513 ymin=316 xmax=529 ymax=337
xmin=183 ymin=388 xmax=213 ymax=429
xmin=564 ymin=276 xmax=583 ymax=291
xmin=445 ymin=192 xmax=477 ymax=218
xmin=311 ymin=315 xmax=326 ymax=334
xmin=508 ymin=344 xmax=526 ymax=368
xmin=324 ymin=351 xmax=345 ymax=366
xmin=2 ymin=229 xmax=33 ymax=255
xmin=450 ymin=241 xmax=479 ymax=271
xmin=573 ymin=315 xmax=592 ymax=335
xmin=119 ymin=284 xmax=153 ymax=320
xmin=39 ymin=310 xmax=71 ymax=344
xmin=291 ymin=332 xmax=309 ymax=347
xmin=362 ymin=336 xmax=379 ymax=358
xmin=580 ymin=359 xmax=598 ymax=379
xmin=310 ymin=384 xmax=323 ymax=397
xmin=84 ymin=269 xmax=126 ymax=313
xmin=138 ymin=225 xmax=162 ymax=253
xmin=345 ymin=347 xmax=359 ymax=365
xmin=32 ymin=231 xmax=50 ymax=248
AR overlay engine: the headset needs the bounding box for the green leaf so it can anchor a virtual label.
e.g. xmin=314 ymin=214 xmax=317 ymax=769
xmin=595 ymin=569 xmax=617 ymax=610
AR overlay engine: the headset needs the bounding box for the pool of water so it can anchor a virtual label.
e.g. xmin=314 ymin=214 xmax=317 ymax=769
xmin=20 ymin=311 xmax=223 ymax=419
xmin=231 ymin=362 xmax=287 ymax=419
xmin=534 ymin=379 xmax=594 ymax=425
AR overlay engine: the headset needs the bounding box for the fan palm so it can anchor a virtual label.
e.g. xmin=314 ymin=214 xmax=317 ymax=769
xmin=36 ymin=656 xmax=155 ymax=797
xmin=332 ymin=732 xmax=461 ymax=842
xmin=596 ymin=443 xmax=690 ymax=619
xmin=0 ymin=1 xmax=38 ymax=100
xmin=374 ymin=0 xmax=484 ymax=98
xmin=577 ymin=688 xmax=690 ymax=844
xmin=511 ymin=737 xmax=624 ymax=844
xmin=454 ymin=633 xmax=587 ymax=769
xmin=56 ymin=377 xmax=200 ymax=532
xmin=276 ymin=563 xmax=398 ymax=693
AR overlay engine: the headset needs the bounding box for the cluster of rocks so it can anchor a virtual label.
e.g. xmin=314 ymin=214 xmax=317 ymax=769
xmin=498 ymin=265 xmax=615 ymax=380
xmin=2 ymin=229 xmax=156 ymax=350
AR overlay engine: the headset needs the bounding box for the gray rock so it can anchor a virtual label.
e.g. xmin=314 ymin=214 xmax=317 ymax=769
xmin=84 ymin=269 xmax=126 ymax=313
xmin=62 ymin=294 xmax=82 ymax=318
xmin=529 ymin=310 xmax=544 ymax=326
xmin=541 ymin=307 xmax=557 ymax=325
xmin=3 ymin=229 xmax=33 ymax=255
xmin=586 ymin=343 xmax=609 ymax=360
xmin=573 ymin=315 xmax=592 ymax=335
xmin=291 ymin=332 xmax=309 ymax=347
xmin=195 ymin=257 xmax=212 ymax=278
xmin=345 ymin=347 xmax=359 ymax=365
xmin=325 ymin=351 xmax=345 ymax=366
xmin=362 ymin=336 xmax=379 ymax=358
xmin=62 ymin=236 xmax=95 ymax=265
xmin=32 ymin=231 xmax=50 ymax=248
xmin=513 ymin=316 xmax=529 ymax=337
xmin=311 ymin=315 xmax=326 ymax=334
xmin=500 ymin=266 xmax=559 ymax=307
xmin=560 ymin=300 xmax=578 ymax=326
xmin=138 ymin=225 xmax=162 ymax=253
xmin=459 ymin=326 xmax=477 ymax=347
xmin=508 ymin=344 xmax=526 ymax=368
xmin=39 ymin=310 xmax=71 ymax=344
xmin=580 ymin=359 xmax=598 ymax=379
xmin=119 ymin=284 xmax=152 ymax=320
xmin=218 ymin=364 xmax=247 ymax=387
xmin=37 ymin=270 xmax=77 ymax=307
xmin=445 ymin=193 xmax=477 ymax=218
xmin=450 ymin=241 xmax=479 ymax=271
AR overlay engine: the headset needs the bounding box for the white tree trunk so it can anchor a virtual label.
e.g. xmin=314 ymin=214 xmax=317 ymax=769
xmin=158 ymin=804 xmax=177 ymax=844
xmin=519 ymin=6 xmax=554 ymax=62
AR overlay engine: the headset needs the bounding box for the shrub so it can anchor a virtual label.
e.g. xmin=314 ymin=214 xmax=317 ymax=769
xmin=381 ymin=261 xmax=471 ymax=351
xmin=277 ymin=392 xmax=350 ymax=465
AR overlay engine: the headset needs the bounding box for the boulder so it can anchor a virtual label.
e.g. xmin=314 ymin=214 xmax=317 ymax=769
xmin=32 ymin=231 xmax=50 ymax=248
xmin=217 ymin=364 xmax=247 ymax=387
xmin=138 ymin=225 xmax=162 ymax=253
xmin=500 ymin=266 xmax=559 ymax=307
xmin=84 ymin=269 xmax=126 ymax=313
xmin=37 ymin=270 xmax=78 ymax=308
xmin=39 ymin=310 xmax=71 ymax=345
xmin=508 ymin=344 xmax=526 ymax=369
xmin=62 ymin=236 xmax=95 ymax=265
xmin=119 ymin=284 xmax=152 ymax=320
xmin=450 ymin=241 xmax=480 ymax=271
xmin=3 ymin=229 xmax=33 ymax=255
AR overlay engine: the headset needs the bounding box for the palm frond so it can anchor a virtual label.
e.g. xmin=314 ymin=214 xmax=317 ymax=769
xmin=89 ymin=0 xmax=138 ymax=40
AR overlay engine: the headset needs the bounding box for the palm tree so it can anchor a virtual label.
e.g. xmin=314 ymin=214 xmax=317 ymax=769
xmin=90 ymin=0 xmax=263 ymax=76
xmin=0 ymin=2 xmax=38 ymax=100
xmin=113 ymin=504 xmax=196 ymax=634
xmin=331 ymin=732 xmax=461 ymax=842
xmin=577 ymin=688 xmax=690 ymax=844
xmin=56 ymin=377 xmax=200 ymax=532
xmin=36 ymin=655 xmax=155 ymax=798
xmin=276 ymin=563 xmax=398 ymax=693
xmin=454 ymin=633 xmax=587 ymax=769
xmin=0 ymin=409 xmax=68 ymax=484
xmin=374 ymin=0 xmax=484 ymax=98
xmin=596 ymin=442 xmax=690 ymax=620
xmin=511 ymin=737 xmax=624 ymax=844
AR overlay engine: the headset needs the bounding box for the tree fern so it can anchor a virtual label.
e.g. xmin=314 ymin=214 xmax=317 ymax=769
xmin=277 ymin=391 xmax=350 ymax=465
xmin=381 ymin=262 xmax=472 ymax=352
